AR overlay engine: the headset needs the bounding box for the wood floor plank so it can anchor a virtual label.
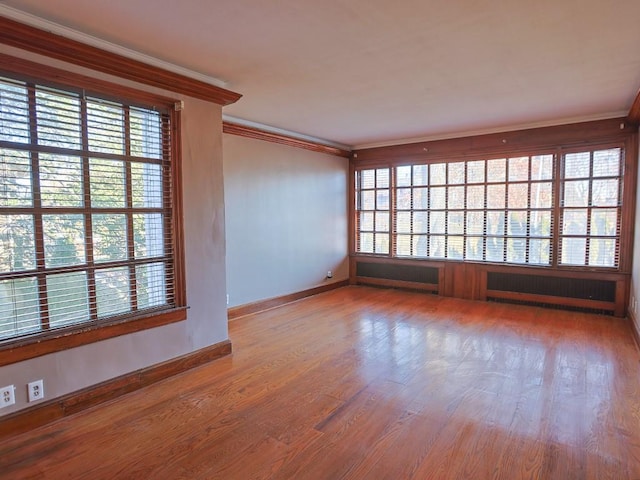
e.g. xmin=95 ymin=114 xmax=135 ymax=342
xmin=1 ymin=285 xmax=640 ymax=479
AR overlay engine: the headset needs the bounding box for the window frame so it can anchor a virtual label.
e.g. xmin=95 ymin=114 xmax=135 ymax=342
xmin=352 ymin=138 xmax=634 ymax=274
xmin=0 ymin=56 xmax=186 ymax=367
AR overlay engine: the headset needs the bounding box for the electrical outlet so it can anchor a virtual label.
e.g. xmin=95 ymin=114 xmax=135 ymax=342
xmin=327 ymin=271 xmax=333 ymax=279
xmin=0 ymin=385 xmax=16 ymax=408
xmin=27 ymin=380 xmax=44 ymax=402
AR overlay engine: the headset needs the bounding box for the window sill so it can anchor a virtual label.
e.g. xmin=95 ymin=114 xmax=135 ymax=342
xmin=0 ymin=307 xmax=188 ymax=367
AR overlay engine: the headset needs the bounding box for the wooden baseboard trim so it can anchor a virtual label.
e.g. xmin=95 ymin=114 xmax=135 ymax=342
xmin=228 ymin=280 xmax=349 ymax=320
xmin=0 ymin=339 xmax=232 ymax=441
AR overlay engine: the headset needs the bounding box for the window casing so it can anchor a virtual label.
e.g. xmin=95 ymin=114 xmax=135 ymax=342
xmin=354 ymin=146 xmax=625 ymax=270
xmin=0 ymin=71 xmax=184 ymax=350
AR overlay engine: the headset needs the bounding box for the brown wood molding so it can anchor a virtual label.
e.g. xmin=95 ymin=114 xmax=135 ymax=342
xmin=228 ymin=280 xmax=349 ymax=320
xmin=0 ymin=16 xmax=241 ymax=106
xmin=486 ymin=289 xmax=616 ymax=312
xmin=353 ymin=118 xmax=635 ymax=164
xmin=628 ymin=89 xmax=640 ymax=124
xmin=223 ymin=122 xmax=351 ymax=158
xmin=0 ymin=339 xmax=231 ymax=441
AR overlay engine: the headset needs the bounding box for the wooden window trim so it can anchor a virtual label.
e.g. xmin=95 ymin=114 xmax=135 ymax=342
xmin=0 ymin=54 xmax=187 ymax=366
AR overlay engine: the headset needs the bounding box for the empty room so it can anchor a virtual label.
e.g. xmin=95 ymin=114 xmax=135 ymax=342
xmin=1 ymin=1 xmax=640 ymax=479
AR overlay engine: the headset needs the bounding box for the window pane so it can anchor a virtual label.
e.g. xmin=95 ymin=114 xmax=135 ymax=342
xmin=562 ymin=209 xmax=587 ymax=235
xmin=467 ymin=211 xmax=484 ymax=235
xmin=359 ymin=233 xmax=373 ymax=253
xmin=448 ymin=236 xmax=464 ymax=259
xmin=531 ymin=155 xmax=553 ymax=180
xmin=87 ymin=99 xmax=124 ymax=154
xmin=43 ymin=214 xmax=86 ymax=267
xmin=487 ymin=159 xmax=506 ymax=183
xmin=466 ymin=237 xmax=483 ymax=261
xmin=486 ymin=185 xmax=505 ymax=209
xmin=529 ymin=239 xmax=550 ymax=265
xmin=561 ymin=238 xmax=586 ymax=265
xmin=376 ymin=168 xmax=389 ymax=188
xmin=448 ymin=186 xmax=465 ymax=209
xmin=593 ymin=149 xmax=620 ymax=177
xmin=412 ymin=235 xmax=428 ymax=257
xmin=430 ymin=211 xmax=446 ymax=234
xmin=448 ymin=162 xmax=465 ymax=184
xmin=530 ymin=211 xmax=551 ymax=237
xmin=588 ymin=239 xmax=616 ymax=267
xmin=0 ymin=277 xmax=40 ymax=339
xmin=93 ymin=214 xmax=128 ymax=262
xmin=376 ymin=190 xmax=389 ymax=210
xmin=413 ymin=165 xmax=428 ymax=186
xmin=430 ymin=187 xmax=446 ymax=209
xmin=0 ymin=149 xmax=32 ymax=206
xmin=508 ymin=157 xmax=529 ymax=181
xmin=360 ymin=212 xmax=373 ymax=231
xmin=375 ymin=212 xmax=389 ymax=232
xmin=467 ymin=161 xmax=484 ymax=183
xmin=361 ymin=191 xmax=375 ymax=210
xmin=130 ymin=107 xmax=162 ymax=159
xmin=530 ymin=182 xmax=552 ymax=209
xmin=486 ymin=238 xmax=504 ymax=262
xmin=396 ymin=188 xmax=411 ymax=210
xmin=564 ymin=152 xmax=590 ymax=179
xmin=136 ymin=262 xmax=166 ymax=309
xmin=46 ymin=271 xmax=89 ymax=328
xmin=592 ymin=179 xmax=618 ymax=206
xmin=413 ymin=211 xmax=428 ymax=233
xmin=0 ymin=215 xmax=35 ymax=272
xmin=590 ymin=209 xmax=617 ymax=236
xmin=563 ymin=181 xmax=589 ymax=207
xmin=95 ymin=267 xmax=130 ymax=318
xmin=40 ymin=154 xmax=83 ymax=207
xmin=430 ymin=163 xmax=446 ymax=185
xmin=413 ymin=188 xmax=428 ymax=209
xmin=134 ymin=213 xmax=164 ymax=258
xmin=360 ymin=170 xmax=375 ymax=189
xmin=467 ymin=185 xmax=484 ymax=209
xmin=447 ymin=212 xmax=464 ymax=235
xmin=374 ymin=234 xmax=389 ymax=254
xmin=0 ymin=78 xmax=30 ymax=143
xmin=507 ymin=211 xmax=527 ymax=236
xmin=36 ymin=88 xmax=81 ymax=149
xmin=396 ymin=166 xmax=411 ymax=187
xmin=507 ymin=237 xmax=527 ymax=264
xmin=396 ymin=234 xmax=411 ymax=256
xmin=508 ymin=183 xmax=528 ymax=209
xmin=90 ymin=159 xmax=126 ymax=208
xmin=486 ymin=212 xmax=505 ymax=236
xmin=429 ymin=236 xmax=445 ymax=258
xmin=131 ymin=162 xmax=163 ymax=208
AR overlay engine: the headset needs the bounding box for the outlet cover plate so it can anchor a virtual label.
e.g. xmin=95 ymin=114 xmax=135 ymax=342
xmin=28 ymin=379 xmax=44 ymax=402
xmin=0 ymin=385 xmax=16 ymax=408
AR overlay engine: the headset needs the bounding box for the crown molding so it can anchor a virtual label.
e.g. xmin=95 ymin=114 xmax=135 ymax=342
xmin=223 ymin=116 xmax=351 ymax=158
xmin=354 ymin=111 xmax=628 ymax=150
xmin=0 ymin=12 xmax=241 ymax=106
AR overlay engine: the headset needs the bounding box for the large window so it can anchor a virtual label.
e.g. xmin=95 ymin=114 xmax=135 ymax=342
xmin=0 ymin=73 xmax=182 ymax=345
xmin=355 ymin=147 xmax=624 ymax=269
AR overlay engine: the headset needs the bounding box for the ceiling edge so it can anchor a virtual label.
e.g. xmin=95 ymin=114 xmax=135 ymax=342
xmin=222 ymin=115 xmax=352 ymax=151
xmin=0 ymin=4 xmax=229 ymax=88
xmin=354 ymin=111 xmax=629 ymax=150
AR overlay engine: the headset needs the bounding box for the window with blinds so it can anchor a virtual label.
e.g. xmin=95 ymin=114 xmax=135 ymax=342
xmin=0 ymin=75 xmax=178 ymax=342
xmin=354 ymin=148 xmax=623 ymax=270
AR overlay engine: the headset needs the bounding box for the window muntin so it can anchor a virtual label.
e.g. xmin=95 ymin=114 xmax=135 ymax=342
xmin=0 ymin=75 xmax=176 ymax=342
xmin=354 ymin=147 xmax=623 ymax=270
xmin=559 ymin=148 xmax=622 ymax=267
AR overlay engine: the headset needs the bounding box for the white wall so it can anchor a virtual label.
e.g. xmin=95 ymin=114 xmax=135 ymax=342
xmin=223 ymin=134 xmax=349 ymax=307
xmin=0 ymin=47 xmax=229 ymax=415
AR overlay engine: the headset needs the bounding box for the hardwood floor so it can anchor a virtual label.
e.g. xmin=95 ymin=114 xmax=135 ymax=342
xmin=1 ymin=286 xmax=640 ymax=479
